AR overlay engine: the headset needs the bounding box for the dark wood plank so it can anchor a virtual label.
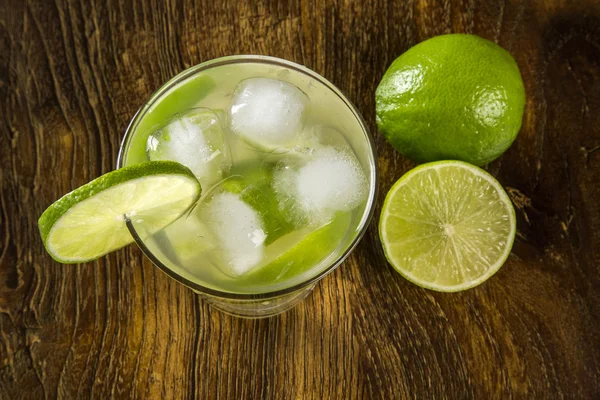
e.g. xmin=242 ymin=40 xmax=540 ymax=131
xmin=1 ymin=0 xmax=599 ymax=398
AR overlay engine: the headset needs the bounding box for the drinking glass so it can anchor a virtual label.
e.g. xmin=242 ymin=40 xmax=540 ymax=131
xmin=117 ymin=56 xmax=377 ymax=318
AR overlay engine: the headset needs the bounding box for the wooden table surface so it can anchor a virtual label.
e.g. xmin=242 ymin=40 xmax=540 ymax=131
xmin=2 ymin=0 xmax=600 ymax=398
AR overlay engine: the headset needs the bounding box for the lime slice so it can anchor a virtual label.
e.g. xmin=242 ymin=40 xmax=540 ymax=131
xmin=38 ymin=161 xmax=201 ymax=263
xmin=379 ymin=160 xmax=516 ymax=291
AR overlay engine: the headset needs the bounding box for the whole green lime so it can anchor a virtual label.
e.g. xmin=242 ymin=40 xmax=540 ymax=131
xmin=376 ymin=34 xmax=525 ymax=166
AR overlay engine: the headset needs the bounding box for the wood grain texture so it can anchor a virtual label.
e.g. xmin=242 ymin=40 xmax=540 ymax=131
xmin=1 ymin=0 xmax=599 ymax=398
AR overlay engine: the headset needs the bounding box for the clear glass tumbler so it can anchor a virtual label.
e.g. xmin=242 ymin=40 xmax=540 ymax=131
xmin=117 ymin=55 xmax=377 ymax=318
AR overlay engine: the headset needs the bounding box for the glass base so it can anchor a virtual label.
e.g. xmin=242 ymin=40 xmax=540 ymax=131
xmin=198 ymin=284 xmax=315 ymax=318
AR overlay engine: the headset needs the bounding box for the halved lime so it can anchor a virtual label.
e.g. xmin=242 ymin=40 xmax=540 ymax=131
xmin=38 ymin=161 xmax=201 ymax=263
xmin=379 ymin=160 xmax=516 ymax=291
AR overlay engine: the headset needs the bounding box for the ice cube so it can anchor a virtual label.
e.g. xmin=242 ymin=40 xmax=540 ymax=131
xmin=297 ymin=147 xmax=368 ymax=212
xmin=146 ymin=108 xmax=231 ymax=189
xmin=200 ymin=192 xmax=266 ymax=276
xmin=273 ymin=146 xmax=368 ymax=225
xmin=229 ymin=78 xmax=310 ymax=149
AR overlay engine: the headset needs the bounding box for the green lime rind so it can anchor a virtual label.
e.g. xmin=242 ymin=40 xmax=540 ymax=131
xmin=379 ymin=160 xmax=516 ymax=292
xmin=376 ymin=34 xmax=525 ymax=166
xmin=38 ymin=161 xmax=201 ymax=264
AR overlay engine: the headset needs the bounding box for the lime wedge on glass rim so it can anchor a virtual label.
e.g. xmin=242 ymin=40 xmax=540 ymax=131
xmin=38 ymin=161 xmax=201 ymax=263
xmin=379 ymin=160 xmax=516 ymax=291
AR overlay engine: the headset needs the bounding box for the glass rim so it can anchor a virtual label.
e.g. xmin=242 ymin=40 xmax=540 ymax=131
xmin=116 ymin=55 xmax=378 ymax=300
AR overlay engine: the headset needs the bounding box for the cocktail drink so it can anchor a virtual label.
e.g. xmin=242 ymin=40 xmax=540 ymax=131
xmin=118 ymin=56 xmax=376 ymax=317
